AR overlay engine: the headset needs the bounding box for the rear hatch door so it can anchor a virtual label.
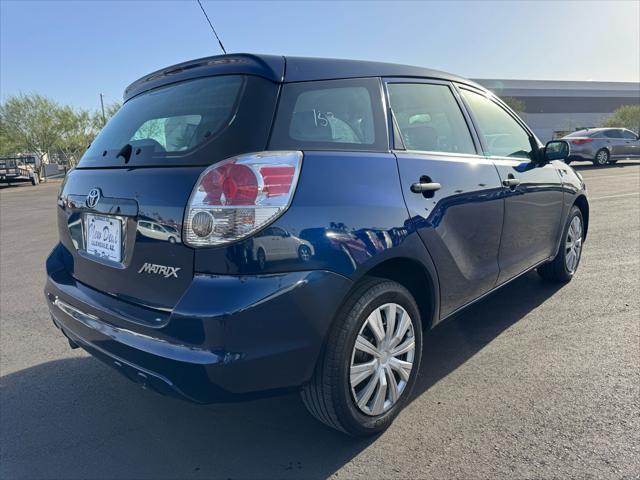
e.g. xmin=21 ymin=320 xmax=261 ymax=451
xmin=59 ymin=167 xmax=203 ymax=310
xmin=57 ymin=70 xmax=279 ymax=310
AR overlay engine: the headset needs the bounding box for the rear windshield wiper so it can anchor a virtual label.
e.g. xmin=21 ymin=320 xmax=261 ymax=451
xmin=116 ymin=143 xmax=133 ymax=164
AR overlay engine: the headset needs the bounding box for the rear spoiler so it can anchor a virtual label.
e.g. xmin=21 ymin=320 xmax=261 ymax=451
xmin=123 ymin=53 xmax=285 ymax=102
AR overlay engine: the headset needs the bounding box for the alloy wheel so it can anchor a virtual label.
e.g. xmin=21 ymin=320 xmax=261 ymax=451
xmin=349 ymin=303 xmax=416 ymax=416
xmin=565 ymin=216 xmax=583 ymax=273
xmin=596 ymin=150 xmax=609 ymax=165
xmin=299 ymin=245 xmax=311 ymax=261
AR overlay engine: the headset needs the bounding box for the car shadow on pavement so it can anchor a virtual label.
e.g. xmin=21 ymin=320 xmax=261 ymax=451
xmin=1 ymin=273 xmax=563 ymax=480
xmin=572 ymin=159 xmax=640 ymax=171
xmin=411 ymin=271 xmax=565 ymax=398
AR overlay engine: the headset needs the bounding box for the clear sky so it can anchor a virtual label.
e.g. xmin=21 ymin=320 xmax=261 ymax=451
xmin=1 ymin=0 xmax=639 ymax=111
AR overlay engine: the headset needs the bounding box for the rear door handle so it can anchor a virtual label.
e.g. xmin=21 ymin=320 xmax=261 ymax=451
xmin=410 ymin=181 xmax=441 ymax=193
xmin=502 ymin=178 xmax=521 ymax=187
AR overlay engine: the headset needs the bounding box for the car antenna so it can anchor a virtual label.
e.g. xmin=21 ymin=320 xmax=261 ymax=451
xmin=195 ymin=0 xmax=227 ymax=54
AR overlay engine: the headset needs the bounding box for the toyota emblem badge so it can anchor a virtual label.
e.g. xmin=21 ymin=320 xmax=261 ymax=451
xmin=86 ymin=188 xmax=101 ymax=208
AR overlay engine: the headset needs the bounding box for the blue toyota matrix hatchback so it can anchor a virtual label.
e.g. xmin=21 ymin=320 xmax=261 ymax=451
xmin=45 ymin=54 xmax=588 ymax=436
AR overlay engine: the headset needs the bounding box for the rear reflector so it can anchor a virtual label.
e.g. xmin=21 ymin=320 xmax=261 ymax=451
xmin=570 ymin=138 xmax=593 ymax=145
xmin=184 ymin=151 xmax=302 ymax=247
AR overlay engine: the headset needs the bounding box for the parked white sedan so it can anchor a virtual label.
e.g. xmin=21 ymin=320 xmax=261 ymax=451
xmin=251 ymin=226 xmax=314 ymax=269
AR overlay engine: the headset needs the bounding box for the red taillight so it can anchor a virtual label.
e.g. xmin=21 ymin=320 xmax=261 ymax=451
xmin=260 ymin=166 xmax=295 ymax=197
xmin=184 ymin=151 xmax=303 ymax=247
xmin=201 ymin=163 xmax=258 ymax=205
xmin=570 ymin=138 xmax=593 ymax=145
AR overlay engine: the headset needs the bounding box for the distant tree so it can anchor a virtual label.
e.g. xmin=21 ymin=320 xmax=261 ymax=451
xmin=0 ymin=94 xmax=122 ymax=167
xmin=105 ymin=101 xmax=121 ymax=119
xmin=600 ymin=105 xmax=640 ymax=134
xmin=501 ymin=96 xmax=526 ymax=115
xmin=0 ymin=116 xmax=22 ymax=156
xmin=55 ymin=107 xmax=96 ymax=167
xmin=0 ymin=94 xmax=63 ymax=166
xmin=91 ymin=100 xmax=121 ymax=130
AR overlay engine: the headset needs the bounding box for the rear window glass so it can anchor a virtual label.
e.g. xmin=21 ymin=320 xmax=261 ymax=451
xmin=565 ymin=130 xmax=590 ymax=137
xmin=131 ymin=115 xmax=202 ymax=151
xmin=269 ymin=78 xmax=388 ymax=152
xmin=78 ymin=75 xmax=279 ymax=167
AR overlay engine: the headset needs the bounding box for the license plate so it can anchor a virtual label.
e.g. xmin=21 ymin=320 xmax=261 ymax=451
xmin=85 ymin=214 xmax=123 ymax=263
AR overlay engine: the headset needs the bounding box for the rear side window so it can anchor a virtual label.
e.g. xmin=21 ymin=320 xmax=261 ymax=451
xmin=270 ymin=78 xmax=388 ymax=151
xmin=603 ymin=129 xmax=623 ymax=138
xmin=461 ymin=89 xmax=533 ymax=159
xmin=387 ymin=83 xmax=476 ymax=154
xmin=78 ymin=75 xmax=278 ymax=167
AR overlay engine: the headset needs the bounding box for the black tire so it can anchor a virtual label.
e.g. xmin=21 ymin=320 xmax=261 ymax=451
xmin=538 ymin=205 xmax=584 ymax=282
xmin=593 ymin=148 xmax=610 ymax=166
xmin=301 ymin=277 xmax=423 ymax=436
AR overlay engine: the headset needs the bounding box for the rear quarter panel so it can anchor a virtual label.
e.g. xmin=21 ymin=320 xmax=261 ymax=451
xmin=194 ymin=151 xmax=431 ymax=279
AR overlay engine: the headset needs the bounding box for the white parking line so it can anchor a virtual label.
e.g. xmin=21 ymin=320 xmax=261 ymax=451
xmin=591 ymin=192 xmax=640 ymax=201
xmin=582 ymin=173 xmax=640 ymax=181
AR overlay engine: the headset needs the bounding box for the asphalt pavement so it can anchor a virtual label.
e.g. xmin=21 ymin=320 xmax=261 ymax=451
xmin=1 ymin=161 xmax=639 ymax=479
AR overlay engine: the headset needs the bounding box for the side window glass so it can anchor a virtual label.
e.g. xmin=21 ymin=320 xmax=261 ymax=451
xmin=288 ymin=86 xmax=373 ymax=144
xmin=387 ymin=83 xmax=476 ymax=154
xmin=461 ymin=89 xmax=532 ymax=159
xmin=269 ymin=78 xmax=388 ymax=152
xmin=622 ymin=130 xmax=638 ymax=139
xmin=603 ymin=130 xmax=622 ymax=139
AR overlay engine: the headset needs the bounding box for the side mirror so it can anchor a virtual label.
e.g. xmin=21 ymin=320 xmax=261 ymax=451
xmin=543 ymin=140 xmax=570 ymax=162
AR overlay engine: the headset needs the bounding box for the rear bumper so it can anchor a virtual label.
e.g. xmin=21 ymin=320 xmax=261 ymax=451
xmin=45 ymin=244 xmax=352 ymax=403
xmin=566 ymin=145 xmax=597 ymax=161
xmin=0 ymin=173 xmax=31 ymax=182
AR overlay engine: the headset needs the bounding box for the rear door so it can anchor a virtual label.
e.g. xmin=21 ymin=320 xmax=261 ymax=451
xmin=620 ymin=129 xmax=640 ymax=157
xmin=386 ymin=80 xmax=504 ymax=318
xmin=458 ymin=87 xmax=564 ymax=283
xmin=603 ymin=129 xmax=629 ymax=158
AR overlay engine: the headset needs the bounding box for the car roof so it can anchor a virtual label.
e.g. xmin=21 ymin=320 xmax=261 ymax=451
xmin=124 ymin=53 xmax=485 ymax=101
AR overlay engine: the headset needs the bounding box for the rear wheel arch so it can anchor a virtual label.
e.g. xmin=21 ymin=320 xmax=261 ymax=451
xmin=311 ymin=256 xmax=439 ymax=380
xmin=358 ymin=257 xmax=438 ymax=331
xmin=573 ymin=195 xmax=589 ymax=241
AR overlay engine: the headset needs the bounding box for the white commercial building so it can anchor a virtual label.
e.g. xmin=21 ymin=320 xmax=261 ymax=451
xmin=474 ymin=79 xmax=640 ymax=142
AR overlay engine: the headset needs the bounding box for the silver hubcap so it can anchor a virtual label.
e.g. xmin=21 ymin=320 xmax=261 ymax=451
xmin=349 ymin=303 xmax=416 ymax=416
xmin=596 ymin=150 xmax=608 ymax=164
xmin=565 ymin=216 xmax=583 ymax=273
